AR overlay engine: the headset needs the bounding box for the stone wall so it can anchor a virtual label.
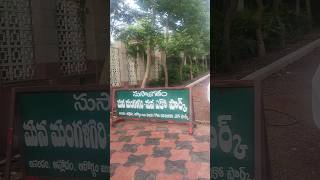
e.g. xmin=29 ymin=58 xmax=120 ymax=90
xmin=110 ymin=41 xmax=161 ymax=88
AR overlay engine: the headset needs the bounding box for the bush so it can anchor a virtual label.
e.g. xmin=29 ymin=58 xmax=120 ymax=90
xmin=230 ymin=10 xmax=257 ymax=60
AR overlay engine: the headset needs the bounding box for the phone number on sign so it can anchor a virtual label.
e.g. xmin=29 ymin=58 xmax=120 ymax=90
xmin=211 ymin=166 xmax=254 ymax=180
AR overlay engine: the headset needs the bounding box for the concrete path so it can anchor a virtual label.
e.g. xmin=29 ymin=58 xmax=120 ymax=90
xmin=263 ymin=47 xmax=320 ymax=180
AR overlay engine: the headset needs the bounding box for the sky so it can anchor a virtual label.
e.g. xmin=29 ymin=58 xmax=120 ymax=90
xmin=126 ymin=0 xmax=139 ymax=10
xmin=111 ymin=0 xmax=139 ymax=43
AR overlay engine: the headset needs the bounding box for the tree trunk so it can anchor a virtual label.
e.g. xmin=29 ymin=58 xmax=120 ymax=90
xmin=296 ymin=0 xmax=300 ymax=16
xmin=204 ymin=56 xmax=208 ymax=69
xmin=161 ymin=51 xmax=169 ymax=87
xmin=189 ymin=56 xmax=193 ymax=80
xmin=223 ymin=0 xmax=238 ymax=68
xmin=237 ymin=0 xmax=244 ymax=11
xmin=179 ymin=53 xmax=184 ymax=81
xmin=141 ymin=46 xmax=152 ymax=88
xmin=135 ymin=51 xmax=139 ymax=85
xmin=163 ymin=15 xmax=169 ymax=87
xmin=256 ymin=0 xmax=266 ymax=57
xmin=305 ymin=0 xmax=312 ymax=30
xmin=273 ymin=0 xmax=285 ymax=47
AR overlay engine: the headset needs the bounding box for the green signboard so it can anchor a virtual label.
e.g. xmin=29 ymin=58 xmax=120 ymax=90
xmin=211 ymin=81 xmax=262 ymax=180
xmin=114 ymin=88 xmax=191 ymax=122
xmin=16 ymin=87 xmax=109 ymax=179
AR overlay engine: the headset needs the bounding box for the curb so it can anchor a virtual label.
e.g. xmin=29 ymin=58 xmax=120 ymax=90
xmin=242 ymin=38 xmax=320 ymax=81
xmin=186 ymin=73 xmax=210 ymax=87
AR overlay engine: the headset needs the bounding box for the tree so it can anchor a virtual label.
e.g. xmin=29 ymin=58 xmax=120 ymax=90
xmin=137 ymin=0 xmax=210 ymax=82
xmin=118 ymin=18 xmax=161 ymax=88
xmin=116 ymin=0 xmax=209 ymax=87
xmin=296 ymin=0 xmax=301 ymax=16
xmin=305 ymin=0 xmax=313 ymax=30
xmin=237 ymin=0 xmax=245 ymax=11
xmin=110 ymin=0 xmax=142 ymax=38
xmin=273 ymin=0 xmax=285 ymax=47
xmin=223 ymin=0 xmax=239 ymax=67
xmin=256 ymin=0 xmax=266 ymax=57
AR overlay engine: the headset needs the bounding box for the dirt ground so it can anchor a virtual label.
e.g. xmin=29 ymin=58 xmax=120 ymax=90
xmin=262 ymin=47 xmax=320 ymax=180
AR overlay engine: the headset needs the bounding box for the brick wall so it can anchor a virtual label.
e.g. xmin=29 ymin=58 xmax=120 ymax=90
xmin=190 ymin=76 xmax=210 ymax=124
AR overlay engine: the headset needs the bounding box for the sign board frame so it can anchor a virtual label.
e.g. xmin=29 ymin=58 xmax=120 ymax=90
xmin=211 ymin=80 xmax=263 ymax=180
xmin=111 ymin=86 xmax=195 ymax=134
xmin=6 ymin=85 xmax=110 ymax=180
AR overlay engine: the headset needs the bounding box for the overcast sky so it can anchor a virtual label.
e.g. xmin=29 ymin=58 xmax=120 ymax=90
xmin=126 ymin=0 xmax=139 ymax=9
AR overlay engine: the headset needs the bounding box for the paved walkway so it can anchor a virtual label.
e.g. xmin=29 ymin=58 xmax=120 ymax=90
xmin=263 ymin=47 xmax=320 ymax=179
xmin=110 ymin=120 xmax=210 ymax=180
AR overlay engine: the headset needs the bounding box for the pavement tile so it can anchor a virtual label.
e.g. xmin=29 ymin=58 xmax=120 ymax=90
xmin=110 ymin=120 xmax=210 ymax=180
xmin=151 ymin=131 xmax=165 ymax=139
xmin=114 ymin=123 xmax=125 ymax=129
xmin=178 ymin=134 xmax=194 ymax=141
xmin=159 ymin=139 xmax=176 ymax=148
xmin=135 ymin=145 xmax=155 ymax=156
xmin=169 ymin=149 xmax=191 ymax=161
xmin=111 ymin=165 xmax=139 ymax=179
xmin=176 ymin=141 xmax=193 ymax=150
xmin=156 ymin=126 xmax=169 ymax=132
xmin=144 ymin=138 xmax=160 ymax=146
xmin=153 ymin=146 xmax=171 ymax=158
xmin=134 ymin=125 xmax=145 ymax=130
xmin=165 ymin=132 xmax=179 ymax=140
xmin=194 ymin=135 xmax=210 ymax=143
xmin=168 ymin=128 xmax=183 ymax=133
xmin=185 ymin=162 xmax=210 ymax=179
xmin=110 ymin=163 xmax=120 ymax=177
xmin=126 ymin=129 xmax=140 ymax=136
xmin=144 ymin=125 xmax=157 ymax=131
xmin=142 ymin=156 xmax=166 ymax=172
xmin=111 ymin=152 xmax=131 ymax=164
xmin=110 ymin=150 xmax=116 ymax=156
xmin=118 ymin=135 xmax=132 ymax=142
xmin=132 ymin=136 xmax=147 ymax=144
xmin=165 ymin=159 xmax=187 ymax=175
xmin=185 ymin=161 xmax=199 ymax=180
xmin=138 ymin=130 xmax=152 ymax=136
xmin=122 ymin=144 xmax=139 ymax=153
xmin=135 ymin=169 xmax=157 ymax=180
xmin=192 ymin=142 xmax=209 ymax=152
xmin=191 ymin=151 xmax=210 ymax=163
xmin=110 ymin=142 xmax=125 ymax=151
xmin=114 ymin=129 xmax=127 ymax=135
xmin=121 ymin=123 xmax=136 ymax=129
xmin=124 ymin=154 xmax=147 ymax=167
xmin=157 ymin=172 xmax=184 ymax=180
xmin=110 ymin=133 xmax=120 ymax=142
xmin=197 ymin=163 xmax=210 ymax=179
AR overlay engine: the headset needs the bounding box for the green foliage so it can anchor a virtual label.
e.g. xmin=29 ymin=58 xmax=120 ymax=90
xmin=118 ymin=17 xmax=163 ymax=57
xmin=115 ymin=0 xmax=210 ymax=86
xmin=231 ymin=10 xmax=257 ymax=60
xmin=213 ymin=1 xmax=317 ymax=73
xmin=262 ymin=12 xmax=285 ymax=50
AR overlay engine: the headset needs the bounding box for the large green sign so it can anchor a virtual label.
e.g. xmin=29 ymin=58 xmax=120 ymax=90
xmin=17 ymin=88 xmax=109 ymax=179
xmin=211 ymin=82 xmax=257 ymax=180
xmin=114 ymin=88 xmax=190 ymax=122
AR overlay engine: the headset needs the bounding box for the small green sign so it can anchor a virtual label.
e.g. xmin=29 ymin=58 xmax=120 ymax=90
xmin=115 ymin=89 xmax=190 ymax=122
xmin=211 ymin=84 xmax=256 ymax=180
xmin=17 ymin=89 xmax=109 ymax=179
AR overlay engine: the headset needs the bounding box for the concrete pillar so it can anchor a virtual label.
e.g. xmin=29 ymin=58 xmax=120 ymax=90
xmin=86 ymin=0 xmax=108 ymax=83
xmin=117 ymin=42 xmax=128 ymax=85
